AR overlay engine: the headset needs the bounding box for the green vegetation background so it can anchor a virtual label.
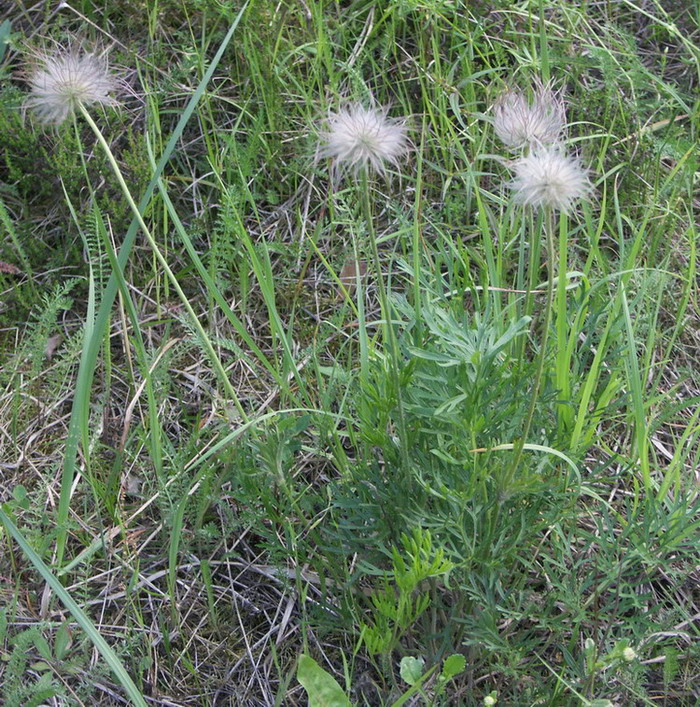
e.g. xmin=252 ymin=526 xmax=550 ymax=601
xmin=0 ymin=1 xmax=698 ymax=705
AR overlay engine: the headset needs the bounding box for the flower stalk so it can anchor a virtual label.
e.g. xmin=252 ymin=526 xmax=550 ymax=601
xmin=509 ymin=206 xmax=556 ymax=479
xmin=359 ymin=171 xmax=412 ymax=475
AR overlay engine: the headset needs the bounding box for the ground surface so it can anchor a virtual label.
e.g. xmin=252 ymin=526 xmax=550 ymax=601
xmin=0 ymin=1 xmax=699 ymax=705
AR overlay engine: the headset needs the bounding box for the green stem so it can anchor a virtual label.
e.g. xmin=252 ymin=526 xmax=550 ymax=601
xmin=509 ymin=207 xmax=556 ymax=478
xmin=360 ymin=171 xmax=411 ymax=475
xmin=519 ymin=208 xmax=540 ymax=363
xmin=79 ymin=104 xmax=247 ymax=422
xmin=556 ymin=211 xmax=572 ymax=431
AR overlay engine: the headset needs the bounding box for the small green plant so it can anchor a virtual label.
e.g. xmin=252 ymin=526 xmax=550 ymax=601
xmin=399 ymin=652 xmax=467 ymax=705
xmin=0 ymin=613 xmax=63 ymax=707
xmin=582 ymin=637 xmax=639 ymax=699
xmin=297 ymin=651 xmax=467 ymax=706
xmin=360 ymin=528 xmax=454 ymax=655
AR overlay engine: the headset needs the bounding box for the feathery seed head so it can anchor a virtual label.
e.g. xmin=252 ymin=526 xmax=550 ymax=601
xmin=318 ymin=102 xmax=409 ymax=176
xmin=510 ymin=147 xmax=592 ymax=212
xmin=25 ymin=49 xmax=119 ymax=126
xmin=493 ymin=82 xmax=566 ymax=150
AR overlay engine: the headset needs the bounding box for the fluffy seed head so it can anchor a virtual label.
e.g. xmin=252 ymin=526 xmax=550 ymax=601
xmin=317 ymin=103 xmax=409 ymax=175
xmin=510 ymin=147 xmax=592 ymax=212
xmin=493 ymin=82 xmax=566 ymax=150
xmin=25 ymin=49 xmax=119 ymax=125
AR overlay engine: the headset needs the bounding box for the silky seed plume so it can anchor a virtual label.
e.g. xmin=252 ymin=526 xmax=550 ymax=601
xmin=493 ymin=81 xmax=566 ymax=150
xmin=510 ymin=147 xmax=592 ymax=213
xmin=317 ymin=102 xmax=409 ymax=176
xmin=25 ymin=48 xmax=120 ymax=126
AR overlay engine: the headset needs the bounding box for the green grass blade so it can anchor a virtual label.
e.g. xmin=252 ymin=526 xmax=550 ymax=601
xmin=621 ymin=287 xmax=651 ymax=492
xmin=475 ymin=442 xmax=580 ymax=479
xmin=148 ymin=166 xmax=281 ymax=385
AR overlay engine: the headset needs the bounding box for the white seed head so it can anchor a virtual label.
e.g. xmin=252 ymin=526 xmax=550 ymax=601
xmin=493 ymin=83 xmax=566 ymax=150
xmin=317 ymin=102 xmax=409 ymax=175
xmin=510 ymin=147 xmax=592 ymax=212
xmin=25 ymin=49 xmax=119 ymax=126
xmin=622 ymin=646 xmax=636 ymax=662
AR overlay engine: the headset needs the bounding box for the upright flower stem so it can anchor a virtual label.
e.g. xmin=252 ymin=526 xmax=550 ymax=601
xmin=509 ymin=206 xmax=556 ymax=478
xmin=518 ymin=208 xmax=540 ymax=363
xmin=556 ymin=212 xmax=572 ymax=432
xmin=360 ymin=171 xmax=411 ymax=475
xmin=78 ymin=104 xmax=248 ymax=422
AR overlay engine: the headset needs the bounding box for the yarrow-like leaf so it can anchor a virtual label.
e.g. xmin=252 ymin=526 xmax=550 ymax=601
xmin=493 ymin=81 xmax=565 ymax=150
xmin=317 ymin=102 xmax=409 ymax=176
xmin=25 ymin=49 xmax=119 ymax=126
xmin=510 ymin=147 xmax=592 ymax=213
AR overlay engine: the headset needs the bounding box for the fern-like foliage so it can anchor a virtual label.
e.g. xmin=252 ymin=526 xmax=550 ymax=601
xmin=0 ymin=617 xmax=61 ymax=707
xmin=0 ymin=278 xmax=82 ymax=397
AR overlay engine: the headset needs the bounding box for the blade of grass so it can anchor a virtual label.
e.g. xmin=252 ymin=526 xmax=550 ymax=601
xmin=472 ymin=441 xmax=580 ymax=480
xmin=621 ymin=286 xmax=651 ymax=493
xmin=146 ymin=157 xmax=282 ymax=387
xmin=79 ymin=103 xmax=247 ymax=416
xmin=555 ymin=211 xmax=573 ymax=432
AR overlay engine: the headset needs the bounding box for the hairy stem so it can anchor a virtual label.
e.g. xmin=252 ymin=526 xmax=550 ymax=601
xmin=360 ymin=171 xmax=411 ymax=475
xmin=509 ymin=206 xmax=556 ymax=478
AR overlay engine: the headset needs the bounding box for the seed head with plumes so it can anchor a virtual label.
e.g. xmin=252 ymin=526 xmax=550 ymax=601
xmin=25 ymin=50 xmax=119 ymax=126
xmin=317 ymin=103 xmax=409 ymax=175
xmin=493 ymin=82 xmax=566 ymax=150
xmin=510 ymin=147 xmax=592 ymax=212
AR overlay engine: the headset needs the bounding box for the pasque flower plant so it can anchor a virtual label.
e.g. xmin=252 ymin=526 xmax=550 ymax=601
xmin=494 ymin=79 xmax=593 ymax=476
xmin=316 ymin=98 xmax=412 ymax=471
xmin=23 ymin=45 xmax=250 ymax=567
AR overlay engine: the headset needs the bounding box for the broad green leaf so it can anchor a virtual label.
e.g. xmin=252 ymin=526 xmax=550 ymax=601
xmin=441 ymin=654 xmax=466 ymax=679
xmin=297 ymin=655 xmax=351 ymax=707
xmin=0 ymin=20 xmax=10 ymax=62
xmin=400 ymin=656 xmax=425 ymax=686
xmin=54 ymin=622 xmax=73 ymax=661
